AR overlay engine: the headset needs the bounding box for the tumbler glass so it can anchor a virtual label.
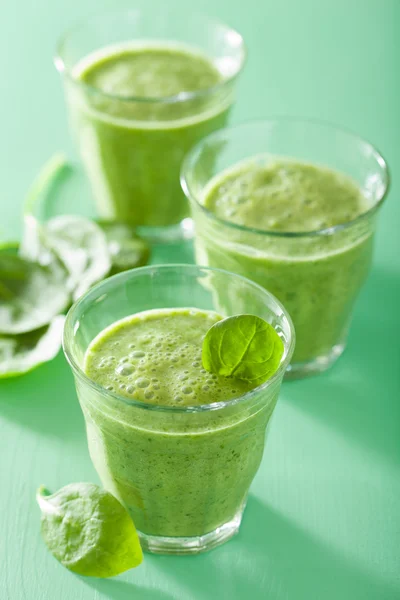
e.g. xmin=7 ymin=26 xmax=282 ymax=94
xmin=182 ymin=119 xmax=389 ymax=378
xmin=56 ymin=8 xmax=246 ymax=242
xmin=63 ymin=264 xmax=294 ymax=554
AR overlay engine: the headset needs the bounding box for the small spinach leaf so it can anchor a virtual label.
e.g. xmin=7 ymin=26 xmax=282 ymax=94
xmin=43 ymin=216 xmax=111 ymax=300
xmin=37 ymin=483 xmax=143 ymax=578
xmin=20 ymin=156 xmax=111 ymax=301
xmin=21 ymin=216 xmax=111 ymax=301
xmin=20 ymin=215 xmax=68 ymax=279
xmin=0 ymin=253 xmax=70 ymax=334
xmin=202 ymin=314 xmax=284 ymax=384
xmin=0 ymin=316 xmax=65 ymax=378
xmin=96 ymin=220 xmax=150 ymax=275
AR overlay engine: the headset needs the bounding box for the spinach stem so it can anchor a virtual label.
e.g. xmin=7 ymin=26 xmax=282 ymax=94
xmin=23 ymin=154 xmax=69 ymax=219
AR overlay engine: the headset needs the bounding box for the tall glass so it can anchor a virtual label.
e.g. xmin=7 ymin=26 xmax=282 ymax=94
xmin=182 ymin=119 xmax=389 ymax=378
xmin=63 ymin=265 xmax=294 ymax=554
xmin=55 ymin=9 xmax=245 ymax=242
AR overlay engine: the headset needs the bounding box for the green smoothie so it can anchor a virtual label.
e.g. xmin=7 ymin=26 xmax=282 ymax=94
xmin=82 ymin=308 xmax=278 ymax=538
xmin=194 ymin=158 xmax=373 ymax=367
xmin=67 ymin=44 xmax=232 ymax=229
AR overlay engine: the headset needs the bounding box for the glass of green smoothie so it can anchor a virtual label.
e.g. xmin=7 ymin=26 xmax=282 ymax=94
xmin=55 ymin=9 xmax=245 ymax=242
xmin=182 ymin=119 xmax=389 ymax=378
xmin=63 ymin=264 xmax=294 ymax=554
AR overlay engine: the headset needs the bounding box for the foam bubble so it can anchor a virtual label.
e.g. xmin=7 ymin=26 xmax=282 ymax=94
xmin=136 ymin=377 xmax=150 ymax=388
xmin=116 ymin=363 xmax=135 ymax=376
xmin=130 ymin=350 xmax=145 ymax=358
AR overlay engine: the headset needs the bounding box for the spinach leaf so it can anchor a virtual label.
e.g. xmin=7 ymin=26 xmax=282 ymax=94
xmin=21 ymin=155 xmax=111 ymax=301
xmin=43 ymin=216 xmax=111 ymax=300
xmin=20 ymin=215 xmax=67 ymax=277
xmin=202 ymin=314 xmax=284 ymax=384
xmin=19 ymin=153 xmax=74 ymax=295
xmin=21 ymin=215 xmax=111 ymax=301
xmin=0 ymin=253 xmax=69 ymax=334
xmin=96 ymin=220 xmax=150 ymax=275
xmin=0 ymin=316 xmax=65 ymax=378
xmin=37 ymin=483 xmax=143 ymax=578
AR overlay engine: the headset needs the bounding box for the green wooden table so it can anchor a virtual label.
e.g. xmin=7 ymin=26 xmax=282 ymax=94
xmin=1 ymin=1 xmax=399 ymax=598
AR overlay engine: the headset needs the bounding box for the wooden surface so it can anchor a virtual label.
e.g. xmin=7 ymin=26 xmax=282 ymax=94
xmin=1 ymin=0 xmax=399 ymax=598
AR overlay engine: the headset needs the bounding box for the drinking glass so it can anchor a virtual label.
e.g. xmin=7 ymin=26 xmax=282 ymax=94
xmin=182 ymin=119 xmax=389 ymax=378
xmin=55 ymin=8 xmax=246 ymax=242
xmin=63 ymin=264 xmax=294 ymax=554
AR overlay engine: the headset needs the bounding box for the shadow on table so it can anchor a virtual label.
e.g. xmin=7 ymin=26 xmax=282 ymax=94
xmin=287 ymin=376 xmax=400 ymax=468
xmin=84 ymin=579 xmax=177 ymax=600
xmin=0 ymin=353 xmax=85 ymax=440
xmin=155 ymin=496 xmax=399 ymax=600
xmin=286 ymin=267 xmax=400 ymax=467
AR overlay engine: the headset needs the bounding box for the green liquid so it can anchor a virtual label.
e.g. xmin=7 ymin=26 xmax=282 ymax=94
xmin=85 ymin=308 xmax=254 ymax=406
xmin=82 ymin=308 xmax=276 ymax=537
xmin=196 ymin=158 xmax=373 ymax=365
xmin=80 ymin=46 xmax=221 ymax=109
xmin=204 ymin=158 xmax=368 ymax=232
xmin=68 ymin=44 xmax=231 ymax=228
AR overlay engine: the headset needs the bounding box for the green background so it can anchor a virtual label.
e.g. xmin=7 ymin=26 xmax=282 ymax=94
xmin=1 ymin=0 xmax=399 ymax=598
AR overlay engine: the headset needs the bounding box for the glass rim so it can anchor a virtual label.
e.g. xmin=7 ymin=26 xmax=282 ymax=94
xmin=181 ymin=116 xmax=391 ymax=239
xmin=62 ymin=264 xmax=295 ymax=414
xmin=54 ymin=8 xmax=246 ymax=106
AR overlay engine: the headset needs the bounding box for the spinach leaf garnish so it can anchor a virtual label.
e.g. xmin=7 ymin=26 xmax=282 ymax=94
xmin=202 ymin=314 xmax=284 ymax=385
